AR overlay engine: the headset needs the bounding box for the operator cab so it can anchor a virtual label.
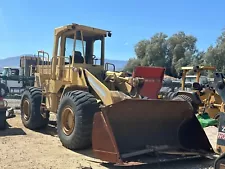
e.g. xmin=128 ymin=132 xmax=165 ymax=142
xmin=55 ymin=24 xmax=112 ymax=68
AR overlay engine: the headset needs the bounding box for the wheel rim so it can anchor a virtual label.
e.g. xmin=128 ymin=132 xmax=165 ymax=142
xmin=23 ymin=99 xmax=30 ymax=121
xmin=61 ymin=106 xmax=75 ymax=136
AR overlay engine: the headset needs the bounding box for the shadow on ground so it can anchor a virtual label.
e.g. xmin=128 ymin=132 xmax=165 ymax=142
xmin=100 ymin=157 xmax=214 ymax=169
xmin=36 ymin=120 xmax=58 ymax=137
xmin=70 ymin=143 xmax=215 ymax=169
xmin=0 ymin=121 xmax=27 ymax=137
xmin=27 ymin=119 xmax=216 ymax=169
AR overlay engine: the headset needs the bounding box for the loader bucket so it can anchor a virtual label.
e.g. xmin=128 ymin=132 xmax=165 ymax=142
xmin=92 ymin=99 xmax=213 ymax=165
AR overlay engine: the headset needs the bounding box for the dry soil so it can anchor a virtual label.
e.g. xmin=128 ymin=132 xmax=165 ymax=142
xmin=0 ymin=99 xmax=218 ymax=169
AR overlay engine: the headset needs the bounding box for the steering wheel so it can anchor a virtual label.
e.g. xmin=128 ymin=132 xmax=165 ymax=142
xmin=92 ymin=55 xmax=99 ymax=65
xmin=92 ymin=55 xmax=97 ymax=60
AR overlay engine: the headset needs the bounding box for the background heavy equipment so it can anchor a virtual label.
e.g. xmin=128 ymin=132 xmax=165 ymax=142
xmin=20 ymin=23 xmax=216 ymax=166
xmin=178 ymin=66 xmax=225 ymax=120
xmin=161 ymin=65 xmax=222 ymax=119
xmin=159 ymin=65 xmax=222 ymax=129
xmin=157 ymin=66 xmax=209 ymax=101
xmin=0 ymin=56 xmax=38 ymax=96
xmin=179 ymin=65 xmax=215 ymax=91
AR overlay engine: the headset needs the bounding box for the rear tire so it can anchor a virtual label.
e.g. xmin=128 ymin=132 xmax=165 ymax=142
xmin=20 ymin=87 xmax=49 ymax=129
xmin=57 ymin=90 xmax=99 ymax=150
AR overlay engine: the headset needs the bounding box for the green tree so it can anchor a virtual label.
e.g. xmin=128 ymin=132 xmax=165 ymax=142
xmin=145 ymin=33 xmax=168 ymax=67
xmin=124 ymin=31 xmax=198 ymax=77
xmin=134 ymin=40 xmax=150 ymax=59
xmin=167 ymin=31 xmax=198 ymax=76
xmin=204 ymin=30 xmax=225 ymax=73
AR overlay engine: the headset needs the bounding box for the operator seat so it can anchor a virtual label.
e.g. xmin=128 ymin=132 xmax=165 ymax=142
xmin=69 ymin=51 xmax=84 ymax=64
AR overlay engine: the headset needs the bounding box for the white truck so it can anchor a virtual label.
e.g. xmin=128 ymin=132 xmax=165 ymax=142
xmin=0 ymin=56 xmax=37 ymax=96
xmin=0 ymin=67 xmax=24 ymax=94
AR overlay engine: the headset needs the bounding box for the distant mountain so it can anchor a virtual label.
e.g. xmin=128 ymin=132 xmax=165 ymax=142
xmin=0 ymin=56 xmax=22 ymax=68
xmin=0 ymin=55 xmax=128 ymax=71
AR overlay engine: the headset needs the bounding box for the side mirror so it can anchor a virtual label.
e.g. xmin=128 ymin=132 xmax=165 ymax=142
xmin=108 ymin=32 xmax=112 ymax=37
xmin=177 ymin=70 xmax=183 ymax=79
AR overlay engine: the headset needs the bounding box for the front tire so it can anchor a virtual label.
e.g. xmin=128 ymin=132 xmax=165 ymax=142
xmin=20 ymin=87 xmax=49 ymax=129
xmin=57 ymin=90 xmax=99 ymax=150
xmin=214 ymin=154 xmax=225 ymax=169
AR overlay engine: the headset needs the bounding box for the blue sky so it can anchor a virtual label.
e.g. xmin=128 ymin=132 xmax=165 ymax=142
xmin=0 ymin=0 xmax=225 ymax=60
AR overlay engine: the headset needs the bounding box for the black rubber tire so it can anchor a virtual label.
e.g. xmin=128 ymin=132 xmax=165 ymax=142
xmin=174 ymin=94 xmax=193 ymax=103
xmin=214 ymin=155 xmax=225 ymax=169
xmin=57 ymin=90 xmax=99 ymax=150
xmin=20 ymin=87 xmax=49 ymax=130
xmin=0 ymin=83 xmax=9 ymax=97
xmin=172 ymin=94 xmax=199 ymax=114
xmin=172 ymin=94 xmax=194 ymax=112
xmin=0 ymin=110 xmax=6 ymax=130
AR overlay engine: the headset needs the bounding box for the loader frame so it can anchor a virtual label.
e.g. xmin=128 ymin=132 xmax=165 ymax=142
xmin=32 ymin=24 xmax=142 ymax=113
xmin=34 ymin=24 xmax=109 ymax=113
xmin=20 ymin=23 xmax=148 ymax=153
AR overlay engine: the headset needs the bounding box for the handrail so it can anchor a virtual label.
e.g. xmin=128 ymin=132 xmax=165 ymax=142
xmin=105 ymin=62 xmax=115 ymax=72
xmin=37 ymin=50 xmax=50 ymax=75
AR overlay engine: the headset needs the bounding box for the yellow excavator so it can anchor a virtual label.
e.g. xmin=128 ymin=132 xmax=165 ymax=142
xmin=20 ymin=23 xmax=215 ymax=166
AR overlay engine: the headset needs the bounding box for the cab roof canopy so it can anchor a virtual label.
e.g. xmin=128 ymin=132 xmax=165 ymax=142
xmin=55 ymin=23 xmax=111 ymax=40
xmin=181 ymin=66 xmax=216 ymax=71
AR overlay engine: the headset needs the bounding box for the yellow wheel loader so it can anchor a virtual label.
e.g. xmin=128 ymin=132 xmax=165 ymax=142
xmin=20 ymin=23 xmax=214 ymax=166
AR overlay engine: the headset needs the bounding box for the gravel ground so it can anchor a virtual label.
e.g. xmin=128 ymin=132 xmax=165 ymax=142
xmin=0 ymin=99 xmax=218 ymax=169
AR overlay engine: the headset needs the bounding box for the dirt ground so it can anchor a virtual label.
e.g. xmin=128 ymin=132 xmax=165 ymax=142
xmin=0 ymin=99 xmax=219 ymax=169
